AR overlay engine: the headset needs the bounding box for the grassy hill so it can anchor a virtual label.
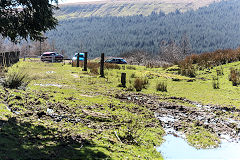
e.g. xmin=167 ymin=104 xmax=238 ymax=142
xmin=56 ymin=0 xmax=221 ymax=19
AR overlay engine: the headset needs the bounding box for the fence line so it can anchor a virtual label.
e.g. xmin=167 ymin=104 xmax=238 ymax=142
xmin=0 ymin=51 xmax=20 ymax=67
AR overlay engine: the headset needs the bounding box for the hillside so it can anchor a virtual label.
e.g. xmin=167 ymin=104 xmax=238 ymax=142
xmin=56 ymin=0 xmax=221 ymax=19
xmin=47 ymin=0 xmax=240 ymax=58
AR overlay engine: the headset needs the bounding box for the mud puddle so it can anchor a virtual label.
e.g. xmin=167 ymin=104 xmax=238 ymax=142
xmin=157 ymin=134 xmax=240 ymax=160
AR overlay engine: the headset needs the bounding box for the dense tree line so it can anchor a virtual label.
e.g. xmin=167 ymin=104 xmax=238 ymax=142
xmin=47 ymin=0 xmax=240 ymax=59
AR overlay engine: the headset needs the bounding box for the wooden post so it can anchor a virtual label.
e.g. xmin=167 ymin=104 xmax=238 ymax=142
xmin=0 ymin=53 xmax=3 ymax=67
xmin=5 ymin=52 xmax=9 ymax=67
xmin=76 ymin=53 xmax=80 ymax=67
xmin=83 ymin=52 xmax=88 ymax=71
xmin=100 ymin=53 xmax=104 ymax=77
xmin=121 ymin=73 xmax=126 ymax=88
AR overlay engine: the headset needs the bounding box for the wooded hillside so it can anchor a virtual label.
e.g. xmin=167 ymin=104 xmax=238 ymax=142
xmin=47 ymin=0 xmax=240 ymax=58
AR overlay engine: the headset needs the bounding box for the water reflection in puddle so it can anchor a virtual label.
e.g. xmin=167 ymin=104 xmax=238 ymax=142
xmin=157 ymin=134 xmax=240 ymax=160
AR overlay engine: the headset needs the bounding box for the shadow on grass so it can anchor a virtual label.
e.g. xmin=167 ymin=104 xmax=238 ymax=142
xmin=0 ymin=118 xmax=110 ymax=160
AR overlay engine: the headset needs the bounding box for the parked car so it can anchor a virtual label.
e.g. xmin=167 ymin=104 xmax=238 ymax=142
xmin=105 ymin=58 xmax=127 ymax=64
xmin=72 ymin=53 xmax=85 ymax=62
xmin=40 ymin=52 xmax=64 ymax=62
xmin=72 ymin=53 xmax=85 ymax=66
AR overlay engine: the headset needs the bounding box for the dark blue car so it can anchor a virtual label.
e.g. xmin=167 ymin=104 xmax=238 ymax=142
xmin=105 ymin=58 xmax=127 ymax=64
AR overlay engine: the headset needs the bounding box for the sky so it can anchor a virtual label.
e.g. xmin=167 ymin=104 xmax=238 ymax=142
xmin=59 ymin=0 xmax=103 ymax=4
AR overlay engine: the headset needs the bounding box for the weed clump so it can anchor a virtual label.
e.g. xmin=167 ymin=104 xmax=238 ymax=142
xmin=216 ymin=67 xmax=224 ymax=76
xmin=134 ymin=78 xmax=149 ymax=91
xmin=212 ymin=76 xmax=220 ymax=89
xmin=156 ymin=81 xmax=167 ymax=92
xmin=2 ymin=70 xmax=30 ymax=89
xmin=105 ymin=63 xmax=121 ymax=70
xmin=90 ymin=68 xmax=99 ymax=75
xmin=179 ymin=66 xmax=196 ymax=78
xmin=229 ymin=68 xmax=240 ymax=86
xmin=126 ymin=66 xmax=136 ymax=70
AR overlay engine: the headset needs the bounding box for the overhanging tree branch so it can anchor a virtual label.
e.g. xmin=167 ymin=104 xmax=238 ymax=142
xmin=0 ymin=0 xmax=59 ymax=42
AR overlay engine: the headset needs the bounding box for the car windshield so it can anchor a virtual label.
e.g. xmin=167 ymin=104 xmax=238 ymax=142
xmin=74 ymin=53 xmax=84 ymax=57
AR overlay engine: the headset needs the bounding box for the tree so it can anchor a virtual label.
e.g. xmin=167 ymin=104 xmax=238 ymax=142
xmin=0 ymin=35 xmax=5 ymax=52
xmin=0 ymin=0 xmax=58 ymax=42
xmin=180 ymin=33 xmax=192 ymax=57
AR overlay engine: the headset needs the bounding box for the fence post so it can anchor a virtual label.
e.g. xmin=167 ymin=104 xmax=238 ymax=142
xmin=100 ymin=53 xmax=104 ymax=77
xmin=121 ymin=73 xmax=126 ymax=88
xmin=0 ymin=53 xmax=3 ymax=67
xmin=5 ymin=52 xmax=9 ymax=67
xmin=17 ymin=51 xmax=20 ymax=62
xmin=83 ymin=52 xmax=88 ymax=71
xmin=77 ymin=53 xmax=80 ymax=67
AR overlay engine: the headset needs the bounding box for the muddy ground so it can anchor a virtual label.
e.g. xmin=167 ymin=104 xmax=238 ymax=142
xmin=115 ymin=93 xmax=240 ymax=144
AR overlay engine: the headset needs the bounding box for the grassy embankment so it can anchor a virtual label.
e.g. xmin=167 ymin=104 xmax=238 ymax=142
xmin=1 ymin=57 xmax=240 ymax=159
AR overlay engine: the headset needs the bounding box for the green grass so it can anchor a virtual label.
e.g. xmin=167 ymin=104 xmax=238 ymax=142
xmin=1 ymin=59 xmax=240 ymax=159
xmin=186 ymin=124 xmax=220 ymax=149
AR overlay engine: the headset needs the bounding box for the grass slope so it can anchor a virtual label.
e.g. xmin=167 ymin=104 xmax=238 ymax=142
xmin=56 ymin=0 xmax=221 ymax=19
xmin=1 ymin=59 xmax=240 ymax=159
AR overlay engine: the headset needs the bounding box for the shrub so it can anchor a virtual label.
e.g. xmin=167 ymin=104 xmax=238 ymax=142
xmin=104 ymin=63 xmax=121 ymax=70
xmin=156 ymin=81 xmax=167 ymax=92
xmin=134 ymin=78 xmax=143 ymax=91
xmin=179 ymin=66 xmax=196 ymax=78
xmin=2 ymin=70 xmax=30 ymax=89
xmin=133 ymin=78 xmax=149 ymax=91
xmin=216 ymin=67 xmax=224 ymax=76
xmin=126 ymin=66 xmax=136 ymax=70
xmin=212 ymin=76 xmax=220 ymax=89
xmin=133 ymin=78 xmax=142 ymax=91
xmin=179 ymin=48 xmax=240 ymax=70
xmin=87 ymin=62 xmax=99 ymax=70
xmin=90 ymin=68 xmax=99 ymax=75
xmin=229 ymin=68 xmax=240 ymax=86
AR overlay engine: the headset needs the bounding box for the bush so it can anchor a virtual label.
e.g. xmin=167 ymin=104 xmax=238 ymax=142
xmin=134 ymin=78 xmax=143 ymax=91
xmin=87 ymin=62 xmax=99 ymax=70
xmin=229 ymin=68 xmax=240 ymax=86
xmin=133 ymin=78 xmax=149 ymax=91
xmin=212 ymin=76 xmax=220 ymax=89
xmin=179 ymin=66 xmax=196 ymax=78
xmin=90 ymin=68 xmax=99 ymax=75
xmin=126 ymin=66 xmax=136 ymax=70
xmin=2 ymin=70 xmax=30 ymax=89
xmin=156 ymin=81 xmax=167 ymax=92
xmin=216 ymin=67 xmax=224 ymax=76
xmin=104 ymin=63 xmax=121 ymax=70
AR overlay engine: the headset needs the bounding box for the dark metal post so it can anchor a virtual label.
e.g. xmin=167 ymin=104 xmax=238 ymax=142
xmin=100 ymin=53 xmax=104 ymax=77
xmin=121 ymin=73 xmax=126 ymax=88
xmin=83 ymin=52 xmax=88 ymax=71
xmin=77 ymin=53 xmax=80 ymax=67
